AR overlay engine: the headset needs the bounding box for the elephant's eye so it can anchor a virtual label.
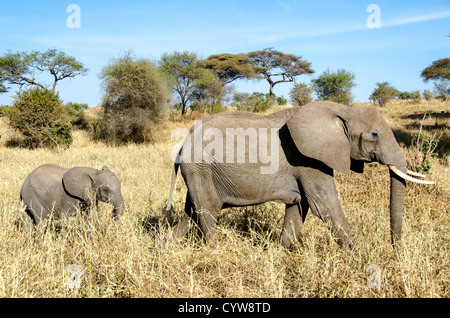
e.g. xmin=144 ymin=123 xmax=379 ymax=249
xmin=371 ymin=131 xmax=379 ymax=140
xmin=101 ymin=187 xmax=110 ymax=197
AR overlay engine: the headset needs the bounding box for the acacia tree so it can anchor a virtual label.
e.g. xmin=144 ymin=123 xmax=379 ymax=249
xmin=421 ymin=58 xmax=450 ymax=82
xmin=200 ymin=53 xmax=257 ymax=84
xmin=160 ymin=51 xmax=207 ymax=115
xmin=0 ymin=49 xmax=88 ymax=92
xmin=246 ymin=48 xmax=314 ymax=98
xmin=421 ymin=58 xmax=450 ymax=100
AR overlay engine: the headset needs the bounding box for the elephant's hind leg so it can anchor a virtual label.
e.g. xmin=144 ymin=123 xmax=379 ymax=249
xmin=197 ymin=207 xmax=219 ymax=243
xmin=189 ymin=191 xmax=221 ymax=244
xmin=170 ymin=192 xmax=195 ymax=240
xmin=14 ymin=207 xmax=36 ymax=231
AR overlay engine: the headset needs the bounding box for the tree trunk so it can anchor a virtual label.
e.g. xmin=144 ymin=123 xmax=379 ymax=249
xmin=269 ymin=84 xmax=275 ymax=98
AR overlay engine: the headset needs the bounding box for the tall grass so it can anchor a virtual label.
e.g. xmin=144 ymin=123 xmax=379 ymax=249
xmin=0 ymin=101 xmax=448 ymax=297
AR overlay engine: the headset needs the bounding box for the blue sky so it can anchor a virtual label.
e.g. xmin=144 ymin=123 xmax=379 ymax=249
xmin=1 ymin=0 xmax=449 ymax=106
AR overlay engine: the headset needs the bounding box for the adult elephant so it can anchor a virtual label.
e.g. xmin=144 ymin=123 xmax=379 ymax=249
xmin=18 ymin=164 xmax=124 ymax=227
xmin=163 ymin=101 xmax=433 ymax=250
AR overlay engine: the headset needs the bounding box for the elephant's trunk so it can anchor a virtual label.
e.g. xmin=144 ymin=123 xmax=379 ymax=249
xmin=380 ymin=134 xmax=434 ymax=251
xmin=111 ymin=195 xmax=124 ymax=219
xmin=378 ymin=138 xmax=407 ymax=251
xmin=389 ymin=167 xmax=406 ymax=251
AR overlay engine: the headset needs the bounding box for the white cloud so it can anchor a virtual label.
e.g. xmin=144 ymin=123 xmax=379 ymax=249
xmin=383 ymin=11 xmax=450 ymax=27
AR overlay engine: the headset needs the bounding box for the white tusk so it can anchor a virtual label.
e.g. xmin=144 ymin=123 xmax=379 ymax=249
xmin=407 ymin=170 xmax=426 ymax=178
xmin=389 ymin=165 xmax=435 ymax=185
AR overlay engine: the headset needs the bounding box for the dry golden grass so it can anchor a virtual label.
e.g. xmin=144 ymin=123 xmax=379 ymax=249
xmin=0 ymin=100 xmax=448 ymax=298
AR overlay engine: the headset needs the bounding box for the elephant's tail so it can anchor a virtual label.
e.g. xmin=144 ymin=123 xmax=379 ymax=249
xmin=14 ymin=194 xmax=23 ymax=225
xmin=162 ymin=162 xmax=179 ymax=219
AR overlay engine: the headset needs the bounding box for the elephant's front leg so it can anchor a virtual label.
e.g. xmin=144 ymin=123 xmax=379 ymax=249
xmin=303 ymin=170 xmax=353 ymax=248
xmin=281 ymin=200 xmax=309 ymax=248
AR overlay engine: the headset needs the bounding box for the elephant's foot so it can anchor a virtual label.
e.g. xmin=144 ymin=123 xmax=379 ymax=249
xmin=280 ymin=232 xmax=302 ymax=250
xmin=169 ymin=215 xmax=192 ymax=242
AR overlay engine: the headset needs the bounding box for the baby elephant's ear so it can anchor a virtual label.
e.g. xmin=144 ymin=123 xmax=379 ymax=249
xmin=62 ymin=167 xmax=94 ymax=202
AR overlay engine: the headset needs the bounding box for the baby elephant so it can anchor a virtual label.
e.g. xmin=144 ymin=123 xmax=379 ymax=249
xmin=18 ymin=164 xmax=124 ymax=227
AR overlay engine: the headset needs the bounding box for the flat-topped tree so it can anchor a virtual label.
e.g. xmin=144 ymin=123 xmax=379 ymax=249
xmin=0 ymin=49 xmax=88 ymax=93
xmin=246 ymin=48 xmax=314 ymax=98
xmin=421 ymin=58 xmax=450 ymax=82
xmin=200 ymin=53 xmax=258 ymax=84
xmin=421 ymin=58 xmax=450 ymax=100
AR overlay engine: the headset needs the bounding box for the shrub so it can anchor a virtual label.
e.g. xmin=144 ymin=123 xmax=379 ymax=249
xmin=235 ymin=92 xmax=272 ymax=113
xmin=6 ymin=87 xmax=72 ymax=148
xmin=398 ymin=91 xmax=411 ymax=100
xmin=0 ymin=105 xmax=9 ymax=117
xmin=312 ymin=69 xmax=356 ymax=105
xmin=410 ymin=90 xmax=422 ymax=103
xmin=93 ymin=108 xmax=154 ymax=145
xmin=97 ymin=51 xmax=170 ymax=144
xmin=289 ymin=82 xmax=313 ymax=106
xmin=207 ymin=103 xmax=226 ymax=114
xmin=42 ymin=121 xmax=73 ymax=147
xmin=369 ymin=82 xmax=399 ymax=107
xmin=64 ymin=102 xmax=90 ymax=129
xmin=408 ymin=113 xmax=442 ymax=173
xmin=422 ymin=89 xmax=433 ymax=101
xmin=276 ymin=96 xmax=288 ymax=105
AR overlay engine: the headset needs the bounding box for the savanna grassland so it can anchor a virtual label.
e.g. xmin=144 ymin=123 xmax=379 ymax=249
xmin=0 ymin=100 xmax=448 ymax=298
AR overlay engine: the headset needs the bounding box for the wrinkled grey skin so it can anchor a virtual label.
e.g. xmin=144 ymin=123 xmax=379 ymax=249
xmin=18 ymin=164 xmax=124 ymax=227
xmin=164 ymin=101 xmax=407 ymax=250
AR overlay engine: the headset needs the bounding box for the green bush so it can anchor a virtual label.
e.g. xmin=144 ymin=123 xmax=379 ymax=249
xmin=0 ymin=105 xmax=8 ymax=116
xmin=235 ymin=92 xmax=272 ymax=113
xmin=312 ymin=69 xmax=356 ymax=105
xmin=422 ymin=89 xmax=433 ymax=101
xmin=276 ymin=96 xmax=288 ymax=105
xmin=398 ymin=91 xmax=411 ymax=100
xmin=42 ymin=121 xmax=73 ymax=147
xmin=207 ymin=103 xmax=226 ymax=114
xmin=6 ymin=87 xmax=72 ymax=148
xmin=410 ymin=90 xmax=422 ymax=103
xmin=64 ymin=102 xmax=90 ymax=129
xmin=369 ymin=82 xmax=399 ymax=107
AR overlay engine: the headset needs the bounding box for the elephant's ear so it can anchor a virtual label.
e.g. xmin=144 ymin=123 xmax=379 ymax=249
xmin=286 ymin=101 xmax=352 ymax=174
xmin=62 ymin=167 xmax=95 ymax=202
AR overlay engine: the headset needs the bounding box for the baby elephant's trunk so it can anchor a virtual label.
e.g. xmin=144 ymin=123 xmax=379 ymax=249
xmin=112 ymin=196 xmax=124 ymax=219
